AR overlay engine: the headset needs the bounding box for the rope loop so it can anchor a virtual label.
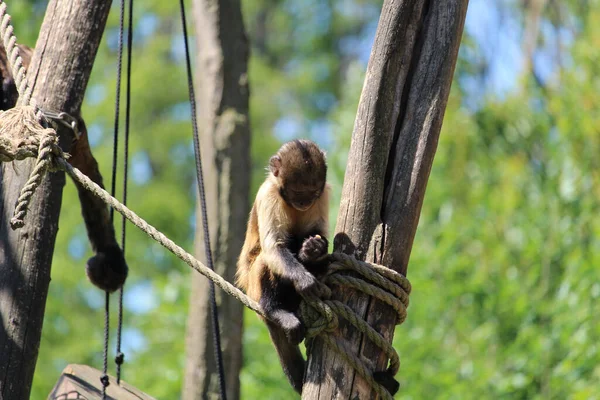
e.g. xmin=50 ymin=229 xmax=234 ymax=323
xmin=10 ymin=128 xmax=62 ymax=229
xmin=300 ymin=252 xmax=412 ymax=400
xmin=0 ymin=105 xmax=64 ymax=229
xmin=300 ymin=285 xmax=338 ymax=338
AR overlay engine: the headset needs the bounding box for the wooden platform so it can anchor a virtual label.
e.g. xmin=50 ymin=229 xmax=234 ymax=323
xmin=48 ymin=364 xmax=156 ymax=400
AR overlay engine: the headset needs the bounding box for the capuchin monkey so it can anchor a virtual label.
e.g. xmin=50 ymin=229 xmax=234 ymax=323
xmin=236 ymin=139 xmax=330 ymax=393
xmin=236 ymin=139 xmax=400 ymax=396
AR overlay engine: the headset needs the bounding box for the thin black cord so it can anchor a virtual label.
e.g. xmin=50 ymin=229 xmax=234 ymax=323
xmin=178 ymin=1 xmax=227 ymax=398
xmin=101 ymin=293 xmax=110 ymax=398
xmin=105 ymin=0 xmax=126 ymax=395
xmin=110 ymin=0 xmax=126 ymax=223
xmin=115 ymin=0 xmax=134 ymax=384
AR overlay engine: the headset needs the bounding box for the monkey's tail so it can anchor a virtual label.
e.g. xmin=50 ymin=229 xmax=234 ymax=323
xmin=266 ymin=321 xmax=306 ymax=394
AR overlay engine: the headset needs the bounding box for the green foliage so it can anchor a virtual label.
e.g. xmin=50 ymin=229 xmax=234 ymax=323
xmin=6 ymin=0 xmax=599 ymax=398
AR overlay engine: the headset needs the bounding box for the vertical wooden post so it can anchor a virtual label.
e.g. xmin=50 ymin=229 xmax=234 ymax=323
xmin=302 ymin=1 xmax=469 ymax=398
xmin=0 ymin=1 xmax=112 ymax=398
xmin=183 ymin=0 xmax=251 ymax=398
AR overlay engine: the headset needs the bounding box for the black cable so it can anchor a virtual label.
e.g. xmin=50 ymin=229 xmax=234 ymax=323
xmin=101 ymin=292 xmax=110 ymax=399
xmin=178 ymin=1 xmax=227 ymax=398
xmin=105 ymin=0 xmax=126 ymax=394
xmin=110 ymin=0 xmax=126 ymax=223
xmin=115 ymin=0 xmax=134 ymax=384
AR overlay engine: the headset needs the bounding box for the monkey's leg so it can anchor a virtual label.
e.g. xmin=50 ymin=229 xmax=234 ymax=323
xmin=258 ymin=273 xmax=306 ymax=393
xmin=265 ymin=318 xmax=306 ymax=394
xmin=258 ymin=272 xmax=305 ymax=344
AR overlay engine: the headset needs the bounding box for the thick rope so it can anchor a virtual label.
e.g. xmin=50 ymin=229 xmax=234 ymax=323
xmin=0 ymin=0 xmax=41 ymax=119
xmin=0 ymin=106 xmax=62 ymax=229
xmin=300 ymin=252 xmax=411 ymax=400
xmin=57 ymin=157 xmax=265 ymax=316
xmin=10 ymin=133 xmax=60 ymax=228
xmin=0 ymin=106 xmax=53 ymax=160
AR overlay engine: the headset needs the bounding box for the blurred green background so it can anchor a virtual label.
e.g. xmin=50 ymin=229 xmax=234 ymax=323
xmin=11 ymin=0 xmax=600 ymax=398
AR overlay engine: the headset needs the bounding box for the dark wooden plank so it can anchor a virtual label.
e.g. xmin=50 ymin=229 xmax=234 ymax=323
xmin=48 ymin=364 xmax=156 ymax=400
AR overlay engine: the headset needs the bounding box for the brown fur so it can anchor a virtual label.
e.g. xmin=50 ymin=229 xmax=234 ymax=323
xmin=236 ymin=139 xmax=330 ymax=393
xmin=236 ymin=178 xmax=330 ymax=293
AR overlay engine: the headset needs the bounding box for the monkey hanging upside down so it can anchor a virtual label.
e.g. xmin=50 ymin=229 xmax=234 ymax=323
xmin=236 ymin=139 xmax=331 ymax=393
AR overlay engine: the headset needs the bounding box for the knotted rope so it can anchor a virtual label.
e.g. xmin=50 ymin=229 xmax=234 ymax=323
xmin=0 ymin=106 xmax=64 ymax=229
xmin=300 ymin=252 xmax=411 ymax=400
xmin=0 ymin=0 xmax=60 ymax=228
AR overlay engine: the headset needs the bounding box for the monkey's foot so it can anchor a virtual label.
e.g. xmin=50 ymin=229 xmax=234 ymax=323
xmin=269 ymin=310 xmax=306 ymax=345
xmin=373 ymin=371 xmax=400 ymax=396
xmin=282 ymin=318 xmax=306 ymax=345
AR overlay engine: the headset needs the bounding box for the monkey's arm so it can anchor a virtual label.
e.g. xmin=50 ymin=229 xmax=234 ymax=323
xmin=298 ymin=190 xmax=331 ymax=272
xmin=262 ymin=232 xmax=315 ymax=287
xmin=258 ymin=203 xmax=326 ymax=297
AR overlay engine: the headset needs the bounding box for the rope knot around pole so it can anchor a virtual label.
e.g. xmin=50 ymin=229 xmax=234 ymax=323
xmin=0 ymin=105 xmax=66 ymax=229
xmin=299 ymin=252 xmax=412 ymax=400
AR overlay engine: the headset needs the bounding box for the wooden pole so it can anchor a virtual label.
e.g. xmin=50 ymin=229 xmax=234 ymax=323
xmin=302 ymin=1 xmax=469 ymax=398
xmin=0 ymin=1 xmax=112 ymax=398
xmin=183 ymin=0 xmax=250 ymax=398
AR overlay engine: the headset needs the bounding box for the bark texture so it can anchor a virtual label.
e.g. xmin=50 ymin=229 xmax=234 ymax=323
xmin=0 ymin=1 xmax=111 ymax=399
xmin=302 ymin=1 xmax=469 ymax=398
xmin=182 ymin=0 xmax=250 ymax=398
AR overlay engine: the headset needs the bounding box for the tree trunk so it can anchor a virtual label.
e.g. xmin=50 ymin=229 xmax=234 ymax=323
xmin=182 ymin=0 xmax=250 ymax=399
xmin=303 ymin=1 xmax=469 ymax=398
xmin=0 ymin=1 xmax=111 ymax=399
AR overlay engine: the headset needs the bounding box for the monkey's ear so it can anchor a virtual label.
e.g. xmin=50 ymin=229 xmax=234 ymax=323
xmin=269 ymin=155 xmax=282 ymax=177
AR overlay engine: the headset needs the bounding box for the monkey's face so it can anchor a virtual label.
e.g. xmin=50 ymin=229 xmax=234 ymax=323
xmin=270 ymin=139 xmax=327 ymax=211
xmin=282 ymin=184 xmax=324 ymax=211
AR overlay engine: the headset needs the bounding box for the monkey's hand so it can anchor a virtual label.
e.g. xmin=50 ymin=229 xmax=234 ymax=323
xmin=293 ymin=269 xmax=329 ymax=299
xmin=298 ymin=235 xmax=328 ymax=264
